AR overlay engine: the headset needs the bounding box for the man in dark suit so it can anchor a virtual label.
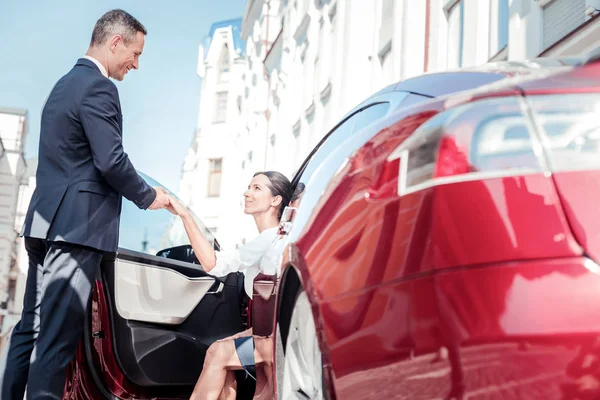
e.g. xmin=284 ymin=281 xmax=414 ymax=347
xmin=0 ymin=10 xmax=171 ymax=399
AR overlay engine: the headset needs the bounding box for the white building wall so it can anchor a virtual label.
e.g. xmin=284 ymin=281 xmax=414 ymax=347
xmin=0 ymin=109 xmax=27 ymax=333
xmin=168 ymin=21 xmax=252 ymax=250
xmin=11 ymin=160 xmax=36 ymax=328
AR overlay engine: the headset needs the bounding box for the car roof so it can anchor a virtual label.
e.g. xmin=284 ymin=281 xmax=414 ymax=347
xmin=516 ymin=61 xmax=600 ymax=95
xmin=433 ymin=59 xmax=600 ymax=110
xmin=350 ymin=57 xmax=585 ymax=113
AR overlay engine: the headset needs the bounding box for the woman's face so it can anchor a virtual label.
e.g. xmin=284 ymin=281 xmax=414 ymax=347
xmin=243 ymin=174 xmax=278 ymax=215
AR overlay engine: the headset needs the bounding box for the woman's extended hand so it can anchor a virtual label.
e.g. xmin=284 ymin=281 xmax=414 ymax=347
xmin=166 ymin=195 xmax=189 ymax=217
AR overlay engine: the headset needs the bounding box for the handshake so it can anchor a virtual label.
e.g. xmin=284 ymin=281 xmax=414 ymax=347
xmin=147 ymin=186 xmax=188 ymax=217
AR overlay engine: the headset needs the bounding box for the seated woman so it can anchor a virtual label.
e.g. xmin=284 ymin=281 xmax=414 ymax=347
xmin=166 ymin=171 xmax=292 ymax=400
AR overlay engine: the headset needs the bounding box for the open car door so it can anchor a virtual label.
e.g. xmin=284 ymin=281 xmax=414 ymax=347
xmin=67 ymin=175 xmax=251 ymax=399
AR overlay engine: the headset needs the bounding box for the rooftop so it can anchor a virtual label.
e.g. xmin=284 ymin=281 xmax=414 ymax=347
xmin=203 ymin=18 xmax=245 ymax=58
xmin=0 ymin=108 xmax=27 ymax=117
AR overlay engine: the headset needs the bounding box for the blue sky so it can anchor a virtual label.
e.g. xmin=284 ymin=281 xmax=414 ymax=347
xmin=0 ymin=0 xmax=247 ymax=192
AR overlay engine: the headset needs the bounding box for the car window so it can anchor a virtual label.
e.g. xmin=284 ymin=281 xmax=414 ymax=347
xmin=352 ymin=103 xmax=390 ymax=136
xmin=118 ymin=172 xmax=216 ymax=257
xmin=293 ymin=102 xmax=391 ymax=188
xmin=295 ymin=114 xmax=357 ymax=190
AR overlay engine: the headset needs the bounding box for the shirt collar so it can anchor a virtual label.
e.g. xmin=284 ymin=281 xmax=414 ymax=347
xmin=83 ymin=55 xmax=108 ymax=78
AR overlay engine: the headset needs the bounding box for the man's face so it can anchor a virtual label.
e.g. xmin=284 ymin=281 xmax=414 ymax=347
xmin=108 ymin=31 xmax=144 ymax=81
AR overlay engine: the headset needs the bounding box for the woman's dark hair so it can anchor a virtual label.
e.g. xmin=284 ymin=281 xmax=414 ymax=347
xmin=253 ymin=171 xmax=292 ymax=220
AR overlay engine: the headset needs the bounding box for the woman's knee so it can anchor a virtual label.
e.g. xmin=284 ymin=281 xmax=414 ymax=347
xmin=204 ymin=340 xmax=235 ymax=367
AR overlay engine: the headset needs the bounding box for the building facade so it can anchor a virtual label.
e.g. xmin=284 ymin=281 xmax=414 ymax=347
xmin=165 ymin=19 xmax=255 ymax=250
xmin=177 ymin=0 xmax=600 ymax=247
xmin=0 ymin=108 xmax=27 ymax=332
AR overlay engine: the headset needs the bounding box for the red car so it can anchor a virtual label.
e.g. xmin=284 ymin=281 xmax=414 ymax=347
xmin=61 ymin=61 xmax=578 ymax=399
xmin=274 ymin=55 xmax=600 ymax=399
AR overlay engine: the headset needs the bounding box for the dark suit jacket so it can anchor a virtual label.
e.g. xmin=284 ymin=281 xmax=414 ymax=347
xmin=22 ymin=58 xmax=156 ymax=252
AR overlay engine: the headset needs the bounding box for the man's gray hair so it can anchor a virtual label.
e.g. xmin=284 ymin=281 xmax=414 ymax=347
xmin=90 ymin=9 xmax=147 ymax=46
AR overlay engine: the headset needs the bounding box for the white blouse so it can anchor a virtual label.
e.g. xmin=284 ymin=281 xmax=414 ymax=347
xmin=209 ymin=227 xmax=283 ymax=297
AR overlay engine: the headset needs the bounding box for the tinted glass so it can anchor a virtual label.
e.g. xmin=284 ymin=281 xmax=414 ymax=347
xmin=352 ymin=103 xmax=390 ymax=136
xmin=118 ymin=172 xmax=216 ymax=256
xmin=295 ymin=114 xmax=356 ymax=189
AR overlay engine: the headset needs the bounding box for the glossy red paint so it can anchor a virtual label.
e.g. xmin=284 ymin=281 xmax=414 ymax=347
xmin=552 ymin=171 xmax=600 ymax=263
xmin=320 ymin=257 xmax=600 ymax=398
xmin=63 ymin=343 xmax=104 ymax=400
xmin=64 ymin=280 xmax=154 ymax=400
xmin=277 ymin=61 xmax=600 ymax=399
xmin=519 ymin=63 xmax=600 ymax=95
xmin=91 ymin=280 xmax=142 ymax=399
xmin=301 ymin=172 xmax=583 ymax=301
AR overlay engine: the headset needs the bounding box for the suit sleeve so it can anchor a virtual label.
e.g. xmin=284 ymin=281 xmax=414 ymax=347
xmin=80 ymin=78 xmax=156 ymax=209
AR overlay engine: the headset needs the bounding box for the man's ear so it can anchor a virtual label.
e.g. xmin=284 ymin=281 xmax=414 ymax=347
xmin=109 ymin=35 xmax=123 ymax=52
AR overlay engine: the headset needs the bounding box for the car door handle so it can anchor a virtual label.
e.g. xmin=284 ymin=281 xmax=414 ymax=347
xmin=205 ymin=281 xmax=224 ymax=295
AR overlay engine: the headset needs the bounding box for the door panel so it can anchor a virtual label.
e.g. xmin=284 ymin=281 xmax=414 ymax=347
xmin=115 ymin=258 xmax=219 ymax=325
xmin=103 ymin=249 xmax=246 ymax=387
xmin=252 ymin=272 xmax=278 ymax=337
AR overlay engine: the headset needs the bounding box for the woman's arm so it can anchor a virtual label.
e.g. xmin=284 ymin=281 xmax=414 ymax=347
xmin=180 ymin=212 xmax=217 ymax=271
xmin=167 ymin=196 xmax=217 ymax=271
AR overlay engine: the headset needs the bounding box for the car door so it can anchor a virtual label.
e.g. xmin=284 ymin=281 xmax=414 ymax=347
xmin=87 ymin=173 xmax=248 ymax=396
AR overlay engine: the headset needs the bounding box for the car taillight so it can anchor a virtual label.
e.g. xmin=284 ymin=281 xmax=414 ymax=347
xmin=388 ymin=96 xmax=545 ymax=196
xmin=526 ymin=93 xmax=600 ymax=172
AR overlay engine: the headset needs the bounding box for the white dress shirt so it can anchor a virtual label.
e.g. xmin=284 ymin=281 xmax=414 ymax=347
xmin=210 ymin=227 xmax=283 ymax=297
xmin=83 ymin=55 xmax=108 ymax=78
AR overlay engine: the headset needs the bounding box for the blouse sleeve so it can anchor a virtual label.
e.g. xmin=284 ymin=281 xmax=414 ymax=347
xmin=210 ymin=249 xmax=243 ymax=277
xmin=210 ymin=231 xmax=276 ymax=277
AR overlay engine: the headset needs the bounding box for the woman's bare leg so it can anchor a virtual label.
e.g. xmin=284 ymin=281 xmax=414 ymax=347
xmin=190 ymin=340 xmax=240 ymax=400
xmin=252 ymin=337 xmax=274 ymax=400
xmin=218 ymin=371 xmax=237 ymax=400
xmin=189 ymin=335 xmax=274 ymax=400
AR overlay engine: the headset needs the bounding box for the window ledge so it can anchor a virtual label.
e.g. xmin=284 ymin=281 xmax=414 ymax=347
xmin=305 ymin=101 xmax=315 ymax=118
xmin=536 ymin=0 xmax=554 ymax=7
xmin=378 ymin=40 xmax=392 ymax=62
xmin=292 ymin=119 xmax=301 ymax=137
xmin=319 ymin=81 xmax=332 ymax=101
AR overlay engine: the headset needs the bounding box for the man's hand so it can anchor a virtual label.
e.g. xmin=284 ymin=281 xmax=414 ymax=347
xmin=148 ymin=186 xmax=170 ymax=210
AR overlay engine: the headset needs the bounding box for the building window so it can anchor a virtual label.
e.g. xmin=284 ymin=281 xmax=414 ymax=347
xmin=302 ymin=46 xmax=314 ymax=110
xmin=218 ymin=44 xmax=230 ymax=83
xmin=447 ymin=0 xmax=465 ymax=69
xmin=329 ymin=2 xmax=337 ymax=24
xmin=542 ymin=0 xmax=585 ymax=51
xmin=522 ymin=0 xmax=530 ymax=16
xmin=213 ymin=92 xmax=228 ymax=123
xmin=379 ymin=0 xmax=394 ymax=55
xmin=489 ymin=0 xmax=509 ymax=58
xmin=207 ymin=158 xmax=222 ymax=197
xmin=380 ymin=46 xmax=393 ymax=85
xmin=314 ymin=56 xmax=320 ymax=101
